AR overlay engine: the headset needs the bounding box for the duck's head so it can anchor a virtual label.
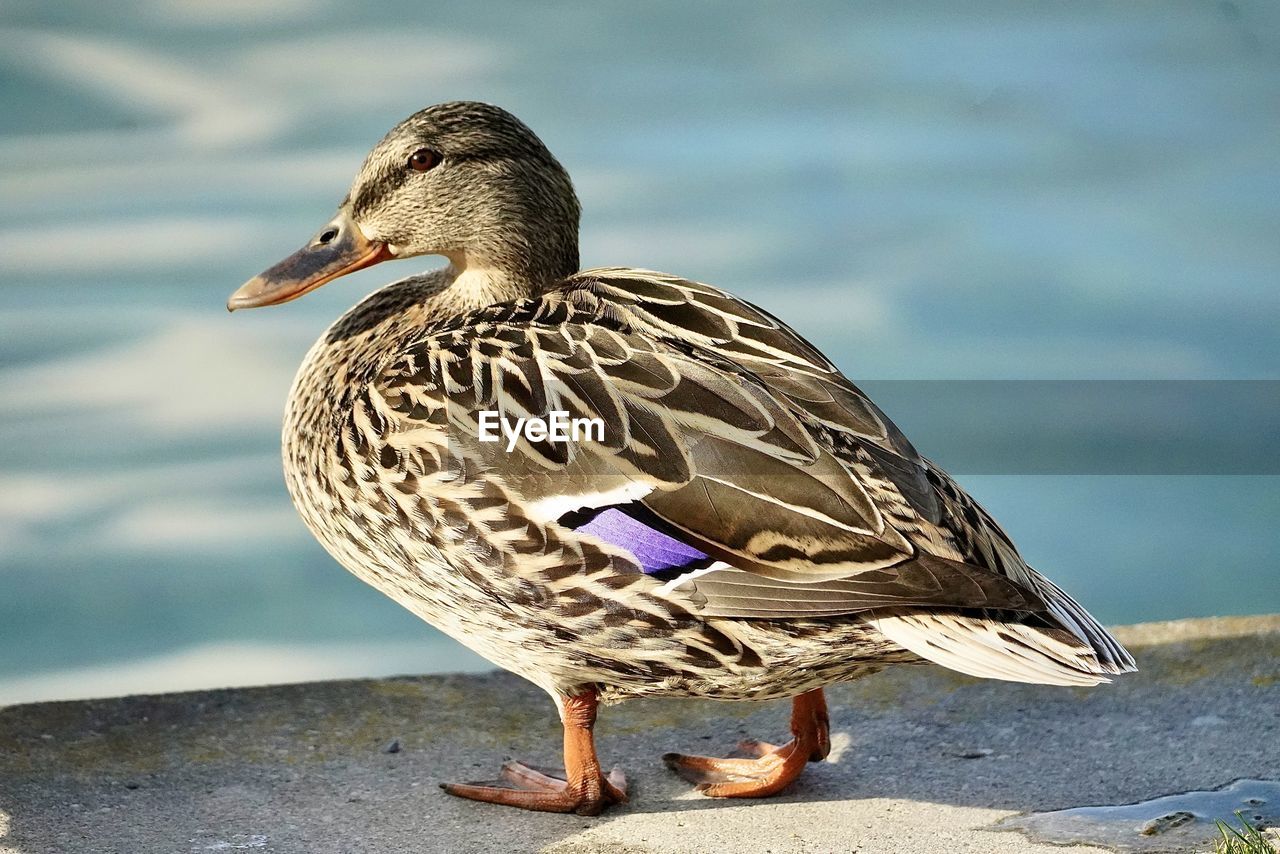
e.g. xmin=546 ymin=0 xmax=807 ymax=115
xmin=229 ymin=101 xmax=580 ymax=311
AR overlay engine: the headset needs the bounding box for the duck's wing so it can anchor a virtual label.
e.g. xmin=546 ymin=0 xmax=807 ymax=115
xmin=371 ymin=269 xmax=1043 ymax=616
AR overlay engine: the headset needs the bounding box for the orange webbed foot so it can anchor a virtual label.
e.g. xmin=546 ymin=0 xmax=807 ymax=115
xmin=663 ymin=688 xmax=830 ymax=799
xmin=441 ymin=760 xmax=627 ymax=815
xmin=440 ymin=690 xmax=628 ymax=815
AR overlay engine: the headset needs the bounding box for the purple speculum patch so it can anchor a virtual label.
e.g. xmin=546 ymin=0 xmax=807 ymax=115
xmin=572 ymin=507 xmax=709 ymax=575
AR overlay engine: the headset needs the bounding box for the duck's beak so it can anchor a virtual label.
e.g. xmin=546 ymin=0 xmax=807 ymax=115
xmin=227 ymin=211 xmax=392 ymax=311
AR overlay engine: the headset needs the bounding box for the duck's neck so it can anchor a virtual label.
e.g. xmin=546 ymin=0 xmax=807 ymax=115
xmin=441 ymin=252 xmax=541 ymax=308
xmin=439 ymin=209 xmax=580 ymax=307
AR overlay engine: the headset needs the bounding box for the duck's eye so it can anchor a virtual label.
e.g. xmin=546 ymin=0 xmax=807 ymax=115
xmin=407 ymin=148 xmax=442 ymax=172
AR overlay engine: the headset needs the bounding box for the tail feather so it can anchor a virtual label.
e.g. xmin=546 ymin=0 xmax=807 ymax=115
xmin=864 ymin=577 xmax=1136 ymax=687
xmin=1037 ymin=575 xmax=1136 ymax=674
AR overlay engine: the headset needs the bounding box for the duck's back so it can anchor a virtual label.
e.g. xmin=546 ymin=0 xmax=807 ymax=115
xmin=281 ymin=267 xmax=1134 ymax=700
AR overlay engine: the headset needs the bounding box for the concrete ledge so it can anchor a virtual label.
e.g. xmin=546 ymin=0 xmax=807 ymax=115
xmin=1 ymin=615 xmax=1277 ymax=854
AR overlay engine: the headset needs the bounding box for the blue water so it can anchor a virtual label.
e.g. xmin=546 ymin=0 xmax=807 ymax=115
xmin=1 ymin=1 xmax=1278 ymax=702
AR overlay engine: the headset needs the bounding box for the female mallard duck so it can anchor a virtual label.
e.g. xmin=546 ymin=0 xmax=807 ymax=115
xmin=229 ymin=101 xmax=1134 ymax=815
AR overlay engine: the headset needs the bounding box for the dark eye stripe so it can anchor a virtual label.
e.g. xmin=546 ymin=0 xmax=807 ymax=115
xmin=408 ymin=148 xmax=442 ymax=172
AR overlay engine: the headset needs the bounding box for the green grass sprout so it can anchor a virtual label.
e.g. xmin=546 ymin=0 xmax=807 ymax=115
xmin=1214 ymin=810 xmax=1278 ymax=854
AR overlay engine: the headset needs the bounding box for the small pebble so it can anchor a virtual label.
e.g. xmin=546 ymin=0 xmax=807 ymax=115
xmin=1138 ymin=810 xmax=1195 ymax=836
xmin=952 ymin=748 xmax=993 ymax=759
xmin=383 ymin=739 xmax=401 ymax=754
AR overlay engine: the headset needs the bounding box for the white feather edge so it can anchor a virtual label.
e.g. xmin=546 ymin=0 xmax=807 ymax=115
xmin=522 ymin=480 xmax=655 ymax=525
xmin=658 ymin=561 xmax=735 ymax=595
xmin=863 ymin=605 xmax=1134 ymax=687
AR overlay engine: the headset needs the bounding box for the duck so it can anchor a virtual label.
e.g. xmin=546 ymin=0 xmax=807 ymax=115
xmin=228 ymin=101 xmax=1135 ymax=816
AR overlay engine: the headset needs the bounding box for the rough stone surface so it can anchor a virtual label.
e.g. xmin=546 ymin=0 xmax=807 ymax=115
xmin=1 ymin=615 xmax=1277 ymax=854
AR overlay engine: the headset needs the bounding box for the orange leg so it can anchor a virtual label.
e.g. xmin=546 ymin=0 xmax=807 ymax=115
xmin=664 ymin=688 xmax=830 ymax=798
xmin=440 ymin=689 xmax=627 ymax=815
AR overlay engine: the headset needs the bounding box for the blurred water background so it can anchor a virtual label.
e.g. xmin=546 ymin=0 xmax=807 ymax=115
xmin=1 ymin=1 xmax=1278 ymax=705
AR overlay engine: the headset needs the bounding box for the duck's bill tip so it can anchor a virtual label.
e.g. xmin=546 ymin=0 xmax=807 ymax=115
xmin=227 ymin=218 xmax=391 ymax=311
